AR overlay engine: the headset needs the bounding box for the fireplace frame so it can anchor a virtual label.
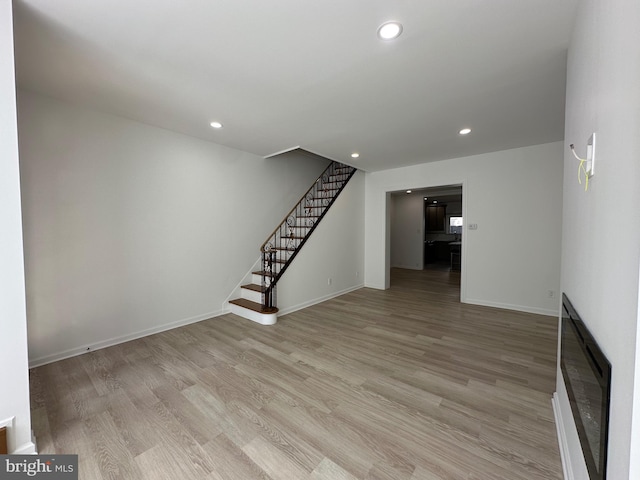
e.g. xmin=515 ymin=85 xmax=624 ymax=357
xmin=560 ymin=293 xmax=611 ymax=480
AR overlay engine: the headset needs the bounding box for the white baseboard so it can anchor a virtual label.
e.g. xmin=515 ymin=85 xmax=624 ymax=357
xmin=552 ymin=392 xmax=573 ymax=480
xmin=13 ymin=440 xmax=37 ymax=455
xmin=277 ymin=284 xmax=364 ymax=317
xmin=0 ymin=417 xmax=37 ymax=455
xmin=464 ymin=297 xmax=557 ymax=317
xmin=30 ymin=285 xmax=366 ymax=368
xmin=364 ymin=282 xmax=386 ymax=290
xmin=229 ymin=303 xmax=277 ymax=326
xmin=28 ymin=309 xmax=225 ymax=368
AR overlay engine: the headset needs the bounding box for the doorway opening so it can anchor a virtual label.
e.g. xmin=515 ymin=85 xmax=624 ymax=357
xmin=389 ymin=184 xmax=463 ymax=295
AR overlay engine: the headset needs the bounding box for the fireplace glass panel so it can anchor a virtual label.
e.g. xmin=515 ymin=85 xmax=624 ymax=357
xmin=560 ymin=294 xmax=611 ymax=480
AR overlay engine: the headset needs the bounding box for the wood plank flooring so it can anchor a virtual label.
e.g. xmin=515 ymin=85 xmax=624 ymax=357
xmin=30 ymin=268 xmax=562 ymax=479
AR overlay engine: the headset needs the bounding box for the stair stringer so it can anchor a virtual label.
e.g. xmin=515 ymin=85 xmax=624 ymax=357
xmin=227 ymin=165 xmax=361 ymax=325
xmin=222 ymin=257 xmax=260 ymax=312
xmin=225 ymin=258 xmax=279 ymax=325
xmin=270 ymin=170 xmax=365 ymax=315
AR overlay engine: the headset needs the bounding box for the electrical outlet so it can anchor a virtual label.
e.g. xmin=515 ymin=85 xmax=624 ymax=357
xmin=548 ymin=290 xmax=555 ymax=298
xmin=328 ymin=278 xmax=332 ymax=286
xmin=468 ymin=223 xmax=478 ymax=230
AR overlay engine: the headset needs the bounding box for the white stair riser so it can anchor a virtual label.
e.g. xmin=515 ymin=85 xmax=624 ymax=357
xmin=228 ymin=164 xmax=353 ymax=327
xmin=329 ymin=175 xmax=349 ymax=182
xmin=280 ymin=239 xmax=302 ymax=249
xmin=280 ymin=226 xmax=312 ymax=235
xmin=302 ymin=206 xmax=324 ymax=214
xmin=252 ymin=273 xmax=265 ymax=284
xmin=262 ymin=246 xmax=297 ymax=257
xmin=229 ymin=303 xmax=277 ymax=326
xmin=305 ymin=200 xmax=330 ymax=208
xmin=283 ymin=217 xmax=318 ymax=229
xmin=294 ymin=218 xmax=317 ymax=228
xmin=241 ymin=287 xmax=263 ymax=303
xmin=284 ymin=226 xmax=312 ymax=235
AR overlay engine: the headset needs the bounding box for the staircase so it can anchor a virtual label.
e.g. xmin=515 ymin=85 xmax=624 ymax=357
xmin=229 ymin=160 xmax=356 ymax=325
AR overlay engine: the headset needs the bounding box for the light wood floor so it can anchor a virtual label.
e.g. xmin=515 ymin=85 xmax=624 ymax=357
xmin=30 ymin=268 xmax=562 ymax=479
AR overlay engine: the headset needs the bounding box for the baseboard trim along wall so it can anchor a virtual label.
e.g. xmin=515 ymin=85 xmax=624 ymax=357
xmin=13 ymin=439 xmax=37 ymax=455
xmin=552 ymin=392 xmax=573 ymax=480
xmin=277 ymin=284 xmax=364 ymax=317
xmin=0 ymin=417 xmax=37 ymax=455
xmin=28 ymin=309 xmax=225 ymax=368
xmin=30 ymin=285 xmax=365 ymax=368
xmin=464 ymin=298 xmax=557 ymax=317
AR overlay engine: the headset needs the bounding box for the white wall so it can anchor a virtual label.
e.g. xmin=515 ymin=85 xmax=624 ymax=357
xmin=390 ymin=193 xmax=424 ymax=270
xmin=557 ymin=0 xmax=640 ymax=478
xmin=277 ymin=171 xmax=365 ymax=314
xmin=365 ymin=141 xmax=563 ymax=316
xmin=0 ymin=0 xmax=35 ymax=454
xmin=17 ymin=90 xmax=330 ymax=366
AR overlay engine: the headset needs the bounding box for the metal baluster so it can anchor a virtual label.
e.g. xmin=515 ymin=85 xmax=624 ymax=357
xmin=257 ymin=161 xmax=356 ymax=310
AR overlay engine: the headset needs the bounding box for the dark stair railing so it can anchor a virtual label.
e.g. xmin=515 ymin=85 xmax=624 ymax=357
xmin=259 ymin=161 xmax=356 ymax=311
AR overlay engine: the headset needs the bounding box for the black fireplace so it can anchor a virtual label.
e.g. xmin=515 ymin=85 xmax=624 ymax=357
xmin=561 ymin=293 xmax=611 ymax=480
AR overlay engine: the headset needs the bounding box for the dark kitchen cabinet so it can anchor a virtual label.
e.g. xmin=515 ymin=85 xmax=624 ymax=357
xmin=425 ymin=205 xmax=446 ymax=232
xmin=424 ymin=242 xmax=436 ymax=264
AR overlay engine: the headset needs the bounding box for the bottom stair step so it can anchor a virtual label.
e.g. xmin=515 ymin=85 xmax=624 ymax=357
xmin=229 ymin=298 xmax=278 ymax=326
xmin=229 ymin=298 xmax=278 ymax=313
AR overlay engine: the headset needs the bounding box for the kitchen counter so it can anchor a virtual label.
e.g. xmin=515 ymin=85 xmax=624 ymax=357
xmin=449 ymin=242 xmax=461 ymax=271
xmin=425 ymin=240 xmax=461 ymax=265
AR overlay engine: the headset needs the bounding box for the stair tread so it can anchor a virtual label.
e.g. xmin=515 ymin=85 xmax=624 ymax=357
xmin=249 ymin=163 xmax=354 ymax=315
xmin=253 ymin=270 xmax=276 ymax=277
xmin=229 ymin=298 xmax=278 ymax=314
xmin=263 ymin=257 xmax=287 ymax=264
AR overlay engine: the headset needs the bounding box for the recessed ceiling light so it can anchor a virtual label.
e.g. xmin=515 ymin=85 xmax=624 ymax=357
xmin=377 ymin=21 xmax=403 ymax=40
xmin=424 ymin=197 xmax=428 ymax=200
xmin=406 ymin=190 xmax=412 ymax=194
xmin=210 ymin=121 xmax=223 ymax=129
xmin=433 ymin=200 xmax=438 ymax=204
xmin=459 ymin=128 xmax=471 ymax=135
xmin=351 ymin=153 xmax=360 ymax=158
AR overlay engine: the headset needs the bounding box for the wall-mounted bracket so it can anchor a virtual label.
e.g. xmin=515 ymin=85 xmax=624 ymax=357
xmin=586 ymin=133 xmax=596 ymax=177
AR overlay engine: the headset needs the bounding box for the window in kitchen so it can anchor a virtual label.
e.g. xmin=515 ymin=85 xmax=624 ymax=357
xmin=448 ymin=216 xmax=463 ymax=234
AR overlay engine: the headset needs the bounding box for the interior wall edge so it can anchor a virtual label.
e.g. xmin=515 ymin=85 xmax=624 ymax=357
xmin=552 ymin=392 xmax=575 ymax=480
xmin=462 ymin=298 xmax=558 ymax=317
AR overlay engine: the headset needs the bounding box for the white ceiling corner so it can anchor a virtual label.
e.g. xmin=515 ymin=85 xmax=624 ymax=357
xmin=13 ymin=0 xmax=579 ymax=172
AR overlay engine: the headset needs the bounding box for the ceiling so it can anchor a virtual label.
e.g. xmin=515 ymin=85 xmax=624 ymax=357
xmin=391 ymin=186 xmax=462 ymax=205
xmin=12 ymin=0 xmax=578 ymax=172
